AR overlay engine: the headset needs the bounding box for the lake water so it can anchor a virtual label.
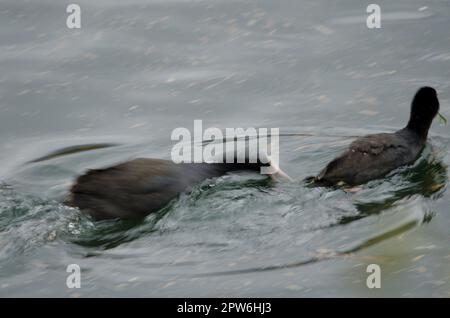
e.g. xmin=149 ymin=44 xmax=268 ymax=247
xmin=0 ymin=0 xmax=449 ymax=297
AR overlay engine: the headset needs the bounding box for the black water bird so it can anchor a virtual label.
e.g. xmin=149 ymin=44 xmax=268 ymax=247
xmin=69 ymin=156 xmax=285 ymax=220
xmin=312 ymin=87 xmax=441 ymax=186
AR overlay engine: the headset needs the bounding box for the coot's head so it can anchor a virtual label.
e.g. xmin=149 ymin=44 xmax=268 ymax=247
xmin=407 ymin=86 xmax=440 ymax=137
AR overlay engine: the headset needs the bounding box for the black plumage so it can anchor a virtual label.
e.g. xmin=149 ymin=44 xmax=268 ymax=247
xmin=69 ymin=158 xmax=268 ymax=219
xmin=314 ymin=87 xmax=440 ymax=186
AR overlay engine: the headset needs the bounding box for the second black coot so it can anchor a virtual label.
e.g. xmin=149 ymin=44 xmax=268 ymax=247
xmin=312 ymin=87 xmax=441 ymax=186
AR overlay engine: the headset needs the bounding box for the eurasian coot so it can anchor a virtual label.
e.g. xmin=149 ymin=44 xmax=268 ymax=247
xmin=69 ymin=156 xmax=279 ymax=219
xmin=313 ymin=87 xmax=441 ymax=186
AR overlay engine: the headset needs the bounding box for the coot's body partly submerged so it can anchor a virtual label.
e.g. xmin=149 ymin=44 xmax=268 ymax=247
xmin=313 ymin=87 xmax=441 ymax=186
xmin=69 ymin=157 xmax=279 ymax=220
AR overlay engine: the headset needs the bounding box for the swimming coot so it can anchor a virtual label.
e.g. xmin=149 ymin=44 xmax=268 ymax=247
xmin=312 ymin=87 xmax=441 ymax=186
xmin=69 ymin=157 xmax=280 ymax=220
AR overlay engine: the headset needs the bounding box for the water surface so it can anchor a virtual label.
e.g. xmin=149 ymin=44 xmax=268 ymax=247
xmin=0 ymin=0 xmax=449 ymax=297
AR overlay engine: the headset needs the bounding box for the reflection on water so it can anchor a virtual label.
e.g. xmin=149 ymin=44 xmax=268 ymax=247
xmin=1 ymin=0 xmax=450 ymax=297
xmin=27 ymin=143 xmax=119 ymax=164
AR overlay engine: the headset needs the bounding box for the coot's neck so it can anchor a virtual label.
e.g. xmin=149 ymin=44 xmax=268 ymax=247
xmin=405 ymin=114 xmax=432 ymax=140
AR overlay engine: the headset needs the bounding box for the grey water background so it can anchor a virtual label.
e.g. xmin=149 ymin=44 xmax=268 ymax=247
xmin=0 ymin=0 xmax=449 ymax=297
